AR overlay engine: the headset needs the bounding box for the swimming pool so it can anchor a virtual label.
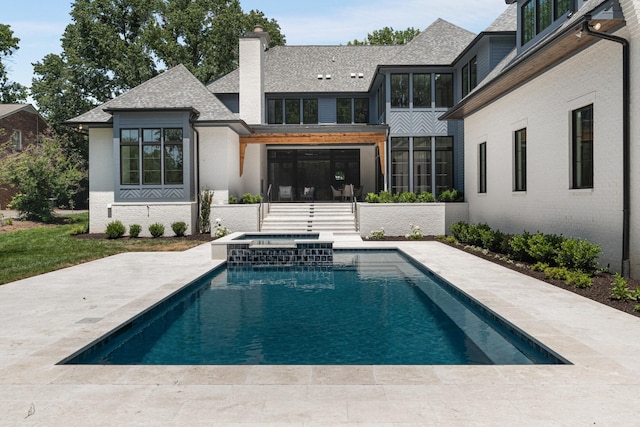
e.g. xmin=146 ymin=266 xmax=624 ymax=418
xmin=62 ymin=250 xmax=567 ymax=365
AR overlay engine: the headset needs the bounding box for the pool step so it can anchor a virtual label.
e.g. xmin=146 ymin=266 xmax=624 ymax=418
xmin=261 ymin=203 xmax=357 ymax=232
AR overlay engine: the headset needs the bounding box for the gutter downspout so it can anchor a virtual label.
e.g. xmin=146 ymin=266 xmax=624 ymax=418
xmin=582 ymin=19 xmax=630 ymax=276
xmin=192 ymin=124 xmax=201 ymax=233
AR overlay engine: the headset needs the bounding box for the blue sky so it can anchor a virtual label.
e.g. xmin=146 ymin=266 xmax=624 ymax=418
xmin=3 ymin=0 xmax=508 ymax=91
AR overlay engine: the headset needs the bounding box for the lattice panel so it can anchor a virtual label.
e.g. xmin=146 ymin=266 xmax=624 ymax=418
xmin=388 ymin=111 xmax=412 ymax=134
xmin=120 ymin=189 xmax=141 ymax=199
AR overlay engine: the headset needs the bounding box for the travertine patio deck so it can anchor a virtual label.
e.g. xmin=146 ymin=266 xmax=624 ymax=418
xmin=1 ymin=240 xmax=639 ymax=425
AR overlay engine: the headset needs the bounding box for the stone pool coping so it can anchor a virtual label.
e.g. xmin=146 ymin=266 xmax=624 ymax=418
xmin=1 ymin=240 xmax=639 ymax=425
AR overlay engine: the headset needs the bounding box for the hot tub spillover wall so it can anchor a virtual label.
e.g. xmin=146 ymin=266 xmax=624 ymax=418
xmin=212 ymin=232 xmax=334 ymax=267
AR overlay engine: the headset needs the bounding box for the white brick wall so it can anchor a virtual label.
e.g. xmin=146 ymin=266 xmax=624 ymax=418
xmin=464 ymin=38 xmax=625 ymax=272
xmin=358 ymin=203 xmax=469 ymax=238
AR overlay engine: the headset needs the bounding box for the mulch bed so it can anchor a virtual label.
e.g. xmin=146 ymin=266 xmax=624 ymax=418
xmin=379 ymin=236 xmax=640 ymax=318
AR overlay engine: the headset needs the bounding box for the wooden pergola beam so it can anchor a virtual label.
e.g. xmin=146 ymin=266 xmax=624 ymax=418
xmin=239 ymin=131 xmax=387 ymax=176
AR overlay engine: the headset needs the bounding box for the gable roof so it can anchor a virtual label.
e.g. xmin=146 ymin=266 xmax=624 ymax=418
xmin=386 ymin=19 xmax=477 ymax=65
xmin=209 ymin=18 xmax=476 ymax=95
xmin=0 ymin=104 xmax=41 ymax=121
xmin=442 ymin=0 xmax=622 ymax=120
xmin=67 ymin=64 xmax=238 ymax=124
xmin=485 ymin=3 xmax=517 ymax=32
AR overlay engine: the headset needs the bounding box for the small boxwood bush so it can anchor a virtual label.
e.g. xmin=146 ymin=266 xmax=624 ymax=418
xmin=129 ymin=224 xmax=141 ymax=238
xmin=105 ymin=220 xmax=126 ymax=239
xmin=555 ymin=238 xmax=602 ymax=273
xmin=148 ymin=223 xmax=165 ymax=238
xmin=171 ymin=221 xmax=187 ymax=237
xmin=526 ymin=232 xmax=564 ymax=264
xmin=395 ymin=191 xmax=417 ymax=203
xmin=416 ymin=191 xmax=435 ymax=202
xmin=240 ymin=193 xmax=262 ymax=204
xmin=438 ymin=188 xmax=463 ymax=202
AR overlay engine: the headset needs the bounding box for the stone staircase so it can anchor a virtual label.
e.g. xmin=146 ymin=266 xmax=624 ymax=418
xmin=261 ymin=203 xmax=357 ymax=233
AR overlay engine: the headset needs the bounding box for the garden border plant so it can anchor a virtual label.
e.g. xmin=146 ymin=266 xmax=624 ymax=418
xmin=449 ymin=221 xmax=602 ymax=290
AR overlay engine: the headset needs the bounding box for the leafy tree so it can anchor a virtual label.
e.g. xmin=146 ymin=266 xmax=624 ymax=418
xmin=31 ymin=0 xmax=285 ymax=131
xmin=149 ymin=0 xmax=285 ymax=83
xmin=347 ymin=27 xmax=420 ymax=46
xmin=0 ymin=24 xmax=28 ymax=103
xmin=0 ymin=132 xmax=86 ymax=222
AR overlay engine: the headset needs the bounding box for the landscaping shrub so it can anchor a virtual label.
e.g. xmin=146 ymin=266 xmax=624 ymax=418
xmin=465 ymin=223 xmax=491 ymax=247
xmin=395 ymin=192 xmax=417 ymax=203
xmin=129 ymin=224 xmax=141 ymax=238
xmin=565 ymin=270 xmax=593 ymax=288
xmin=438 ymin=188 xmax=463 ymax=202
xmin=611 ymin=273 xmax=633 ymax=301
xmin=406 ymin=224 xmax=423 ymax=240
xmin=171 ymin=221 xmax=187 ymax=237
xmin=364 ymin=192 xmax=379 ymax=203
xmin=228 ymin=195 xmax=238 ymax=204
xmin=240 ymin=193 xmax=262 ymax=204
xmin=543 ymin=266 xmax=569 ymax=280
xmin=416 ymin=191 xmax=435 ymax=202
xmin=69 ymin=223 xmax=89 ymax=236
xmin=148 ymin=223 xmax=165 ymax=238
xmin=531 ymin=262 xmax=549 ymax=272
xmin=449 ymin=222 xmax=467 ymax=242
xmin=105 ymin=220 xmax=126 ymax=239
xmin=526 ymin=232 xmax=564 ymax=264
xmin=507 ymin=232 xmax=531 ymax=261
xmin=377 ymin=191 xmax=394 ymax=203
xmin=479 ymin=228 xmax=505 ymax=252
xmin=367 ymin=227 xmax=385 ymax=240
xmin=555 ymin=238 xmax=601 ymax=273
xmin=199 ymin=189 xmax=214 ymax=234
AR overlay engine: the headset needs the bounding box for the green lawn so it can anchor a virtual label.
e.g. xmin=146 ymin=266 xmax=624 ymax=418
xmin=0 ymin=214 xmax=206 ymax=285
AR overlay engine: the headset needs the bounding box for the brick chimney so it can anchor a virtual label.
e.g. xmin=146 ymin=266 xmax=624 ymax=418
xmin=239 ymin=25 xmax=270 ymax=124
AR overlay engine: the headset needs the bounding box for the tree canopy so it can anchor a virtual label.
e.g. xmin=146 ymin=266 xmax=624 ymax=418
xmin=0 ymin=24 xmax=28 ymax=103
xmin=347 ymin=27 xmax=420 ymax=46
xmin=31 ymin=0 xmax=286 ymax=130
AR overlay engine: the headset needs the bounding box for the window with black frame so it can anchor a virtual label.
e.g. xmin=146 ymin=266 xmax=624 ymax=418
xmin=514 ymin=128 xmax=527 ymax=192
xmin=572 ymin=104 xmax=594 ymax=189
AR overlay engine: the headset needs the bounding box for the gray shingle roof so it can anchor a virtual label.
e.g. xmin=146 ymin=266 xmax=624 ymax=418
xmin=387 ymin=19 xmax=477 ymax=65
xmin=209 ymin=18 xmax=476 ymax=95
xmin=210 ymin=44 xmax=399 ymax=94
xmin=0 ymin=104 xmax=39 ymax=120
xmin=485 ymin=4 xmax=517 ymax=32
xmin=67 ymin=64 xmax=237 ymax=124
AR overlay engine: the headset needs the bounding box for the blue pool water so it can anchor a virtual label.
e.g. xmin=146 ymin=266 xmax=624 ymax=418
xmin=63 ymin=251 xmax=566 ymax=365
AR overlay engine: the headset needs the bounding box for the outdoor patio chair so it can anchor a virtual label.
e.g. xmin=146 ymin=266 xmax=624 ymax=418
xmin=301 ymin=186 xmax=315 ymax=201
xmin=342 ymin=184 xmax=353 ymax=202
xmin=279 ymin=185 xmax=293 ymax=201
xmin=330 ymin=185 xmax=342 ymax=202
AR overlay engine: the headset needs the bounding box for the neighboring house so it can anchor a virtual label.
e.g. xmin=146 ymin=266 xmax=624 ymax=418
xmin=442 ymin=0 xmax=640 ymax=276
xmin=65 ymin=5 xmax=516 ymax=237
xmin=0 ymin=104 xmax=48 ymax=209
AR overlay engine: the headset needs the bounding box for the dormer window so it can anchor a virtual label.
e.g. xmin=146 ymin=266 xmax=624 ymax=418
xmin=521 ymin=0 xmax=574 ymax=46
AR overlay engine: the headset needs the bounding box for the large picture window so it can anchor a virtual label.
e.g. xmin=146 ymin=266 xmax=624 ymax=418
xmin=336 ymin=98 xmax=352 ymax=124
xmin=522 ymin=0 xmax=574 ymax=45
xmin=391 ymin=137 xmax=409 ymax=193
xmin=514 ymin=128 xmax=527 ymax=192
xmin=413 ymin=137 xmax=431 ymax=193
xmin=303 ymin=99 xmax=318 ymax=124
xmin=336 ymin=98 xmax=369 ymax=124
xmin=435 ymin=137 xmax=454 ymax=193
xmin=120 ymin=129 xmax=139 ymax=185
xmin=391 ymin=74 xmax=409 ymax=108
xmin=285 ymin=99 xmax=301 ymax=124
xmin=164 ymin=129 xmax=183 ymax=185
xmin=435 ymin=74 xmax=453 ymax=108
xmin=413 ymin=74 xmax=431 ymax=108
xmin=120 ymin=127 xmax=184 ymax=186
xmin=462 ymin=57 xmax=477 ymax=97
xmin=572 ymin=104 xmax=593 ymax=189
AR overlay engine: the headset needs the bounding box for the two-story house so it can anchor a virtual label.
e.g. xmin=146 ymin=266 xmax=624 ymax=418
xmin=442 ymin=0 xmax=640 ymax=276
xmin=66 ymin=5 xmax=516 ymax=237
